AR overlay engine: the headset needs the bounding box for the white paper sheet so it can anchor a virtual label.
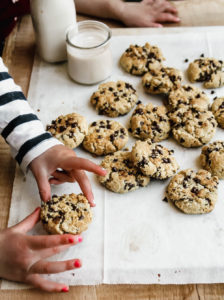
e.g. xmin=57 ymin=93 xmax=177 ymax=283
xmin=2 ymin=26 xmax=224 ymax=289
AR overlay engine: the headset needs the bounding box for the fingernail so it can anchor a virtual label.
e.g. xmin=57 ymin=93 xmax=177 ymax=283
xmin=61 ymin=286 xmax=69 ymax=292
xmin=176 ymin=17 xmax=180 ymax=21
xmin=78 ymin=236 xmax=83 ymax=243
xmin=34 ymin=207 xmax=40 ymax=212
xmin=68 ymin=238 xmax=74 ymax=243
xmin=74 ymin=259 xmax=81 ymax=268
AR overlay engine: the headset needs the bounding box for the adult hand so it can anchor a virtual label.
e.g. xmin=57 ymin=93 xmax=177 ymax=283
xmin=0 ymin=208 xmax=82 ymax=292
xmin=30 ymin=145 xmax=106 ymax=205
xmin=119 ymin=0 xmax=180 ymax=27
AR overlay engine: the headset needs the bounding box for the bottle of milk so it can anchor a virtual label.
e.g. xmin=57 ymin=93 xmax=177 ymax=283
xmin=30 ymin=0 xmax=76 ymax=63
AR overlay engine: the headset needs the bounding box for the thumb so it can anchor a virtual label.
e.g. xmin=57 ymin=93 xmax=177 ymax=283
xmin=12 ymin=207 xmax=40 ymax=233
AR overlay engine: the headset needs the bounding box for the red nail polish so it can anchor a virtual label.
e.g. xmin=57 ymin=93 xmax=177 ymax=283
xmin=61 ymin=286 xmax=69 ymax=292
xmin=74 ymin=260 xmax=81 ymax=268
xmin=68 ymin=238 xmax=74 ymax=243
xmin=78 ymin=236 xmax=83 ymax=243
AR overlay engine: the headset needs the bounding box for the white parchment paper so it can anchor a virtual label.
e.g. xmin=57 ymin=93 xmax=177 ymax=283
xmin=2 ymin=27 xmax=224 ymax=289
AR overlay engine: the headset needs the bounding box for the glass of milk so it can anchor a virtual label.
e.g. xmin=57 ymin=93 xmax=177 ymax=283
xmin=66 ymin=21 xmax=113 ymax=85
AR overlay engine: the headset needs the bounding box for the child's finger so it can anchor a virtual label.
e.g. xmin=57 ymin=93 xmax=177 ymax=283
xmin=28 ymin=234 xmax=82 ymax=250
xmin=29 ymin=258 xmax=82 ymax=274
xmin=61 ymin=157 xmax=107 ymax=176
xmin=39 ymin=244 xmax=72 ymax=259
xmin=35 ymin=173 xmax=52 ymax=202
xmin=26 ymin=274 xmax=69 ymax=293
xmin=74 ymin=170 xmax=95 ymax=207
xmin=51 ymin=170 xmax=76 ymax=183
xmin=49 ymin=178 xmax=65 ymax=185
xmin=11 ymin=207 xmax=40 ymax=233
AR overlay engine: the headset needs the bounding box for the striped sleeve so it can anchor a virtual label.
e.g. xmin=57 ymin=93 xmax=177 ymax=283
xmin=0 ymin=57 xmax=62 ymax=172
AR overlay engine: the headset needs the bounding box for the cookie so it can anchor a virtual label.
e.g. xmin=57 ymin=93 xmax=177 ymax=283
xmin=41 ymin=193 xmax=92 ymax=235
xmin=98 ymin=151 xmax=150 ymax=193
xmin=168 ymin=85 xmax=210 ymax=112
xmin=204 ymin=71 xmax=224 ymax=89
xmin=82 ymin=120 xmax=128 ymax=155
xmin=142 ymin=67 xmax=183 ymax=94
xmin=211 ymin=97 xmax=224 ymax=128
xmin=131 ymin=140 xmax=179 ymax=179
xmin=170 ymin=107 xmax=217 ymax=147
xmin=166 ymin=169 xmax=219 ymax=214
xmin=90 ymin=81 xmax=138 ymax=117
xmin=120 ymin=42 xmax=165 ymax=75
xmin=46 ymin=113 xmax=88 ymax=149
xmin=129 ymin=103 xmax=171 ymax=142
xmin=200 ymin=141 xmax=224 ymax=179
xmin=187 ymin=58 xmax=224 ymax=88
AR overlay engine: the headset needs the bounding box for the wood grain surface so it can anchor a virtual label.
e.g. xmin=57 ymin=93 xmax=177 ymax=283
xmin=1 ymin=1 xmax=224 ymax=299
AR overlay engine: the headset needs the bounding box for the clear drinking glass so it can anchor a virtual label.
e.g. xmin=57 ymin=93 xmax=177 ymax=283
xmin=66 ymin=21 xmax=113 ymax=85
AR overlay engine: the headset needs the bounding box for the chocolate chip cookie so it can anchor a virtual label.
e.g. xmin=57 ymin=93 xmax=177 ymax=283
xmin=98 ymin=150 xmax=150 ymax=193
xmin=82 ymin=120 xmax=128 ymax=155
xmin=142 ymin=67 xmax=183 ymax=94
xmin=131 ymin=140 xmax=179 ymax=179
xmin=41 ymin=193 xmax=92 ymax=235
xmin=211 ymin=97 xmax=224 ymax=128
xmin=120 ymin=42 xmax=165 ymax=75
xmin=168 ymin=85 xmax=210 ymax=112
xmin=166 ymin=169 xmax=219 ymax=214
xmin=170 ymin=107 xmax=217 ymax=147
xmin=187 ymin=58 xmax=224 ymax=89
xmin=129 ymin=103 xmax=171 ymax=142
xmin=90 ymin=81 xmax=138 ymax=117
xmin=200 ymin=141 xmax=224 ymax=179
xmin=46 ymin=113 xmax=88 ymax=149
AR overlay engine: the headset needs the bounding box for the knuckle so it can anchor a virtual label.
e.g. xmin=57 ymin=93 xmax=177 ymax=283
xmin=51 ymin=246 xmax=61 ymax=255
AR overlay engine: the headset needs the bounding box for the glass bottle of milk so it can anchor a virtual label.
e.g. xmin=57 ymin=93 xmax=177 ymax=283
xmin=30 ymin=0 xmax=76 ymax=63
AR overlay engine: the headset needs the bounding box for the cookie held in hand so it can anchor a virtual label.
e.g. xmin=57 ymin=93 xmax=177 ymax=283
xmin=41 ymin=193 xmax=92 ymax=235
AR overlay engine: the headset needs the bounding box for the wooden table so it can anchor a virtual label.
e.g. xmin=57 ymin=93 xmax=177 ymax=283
xmin=1 ymin=0 xmax=224 ymax=299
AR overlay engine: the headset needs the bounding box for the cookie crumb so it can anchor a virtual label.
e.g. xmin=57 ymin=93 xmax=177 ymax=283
xmin=200 ymin=53 xmax=205 ymax=57
xmin=184 ymin=59 xmax=188 ymax=63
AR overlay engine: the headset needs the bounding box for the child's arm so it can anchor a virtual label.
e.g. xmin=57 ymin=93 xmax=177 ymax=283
xmin=0 ymin=58 xmax=106 ymax=204
xmin=75 ymin=0 xmax=180 ymax=27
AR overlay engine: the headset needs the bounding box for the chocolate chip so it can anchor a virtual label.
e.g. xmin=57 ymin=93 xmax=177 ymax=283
xmin=162 ymin=158 xmax=171 ymax=163
xmin=211 ymin=90 xmax=215 ymax=94
xmin=112 ymin=167 xmax=117 ymax=172
xmin=59 ymin=125 xmax=66 ymax=132
xmin=191 ymin=187 xmax=199 ymax=194
xmin=180 ymin=138 xmax=185 ymax=143
xmin=184 ymin=59 xmax=189 ymax=63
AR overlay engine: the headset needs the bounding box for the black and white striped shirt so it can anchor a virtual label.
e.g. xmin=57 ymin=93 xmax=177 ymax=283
xmin=0 ymin=57 xmax=61 ymax=172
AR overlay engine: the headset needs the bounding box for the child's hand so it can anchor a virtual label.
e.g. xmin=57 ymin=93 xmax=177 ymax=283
xmin=119 ymin=0 xmax=180 ymax=27
xmin=0 ymin=207 xmax=82 ymax=292
xmin=30 ymin=145 xmax=106 ymax=205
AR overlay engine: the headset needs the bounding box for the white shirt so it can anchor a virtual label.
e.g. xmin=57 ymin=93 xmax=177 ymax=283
xmin=0 ymin=57 xmax=61 ymax=172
